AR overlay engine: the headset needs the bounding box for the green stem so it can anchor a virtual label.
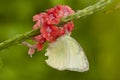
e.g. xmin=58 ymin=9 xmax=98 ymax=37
xmin=0 ymin=0 xmax=113 ymax=50
xmin=0 ymin=29 xmax=40 ymax=50
xmin=60 ymin=0 xmax=113 ymax=24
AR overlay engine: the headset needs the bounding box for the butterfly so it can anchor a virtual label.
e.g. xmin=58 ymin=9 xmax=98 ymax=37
xmin=45 ymin=34 xmax=89 ymax=72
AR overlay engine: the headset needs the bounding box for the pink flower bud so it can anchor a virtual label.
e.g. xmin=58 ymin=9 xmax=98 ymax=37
xmin=28 ymin=47 xmax=36 ymax=58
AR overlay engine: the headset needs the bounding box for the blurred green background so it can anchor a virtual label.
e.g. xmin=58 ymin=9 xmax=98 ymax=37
xmin=0 ymin=0 xmax=120 ymax=80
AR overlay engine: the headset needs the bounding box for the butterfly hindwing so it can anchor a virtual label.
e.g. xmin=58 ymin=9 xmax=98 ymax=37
xmin=45 ymin=35 xmax=89 ymax=72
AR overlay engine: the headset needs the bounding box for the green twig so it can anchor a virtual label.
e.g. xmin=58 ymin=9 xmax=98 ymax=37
xmin=0 ymin=0 xmax=113 ymax=50
xmin=0 ymin=29 xmax=40 ymax=50
xmin=60 ymin=0 xmax=113 ymax=24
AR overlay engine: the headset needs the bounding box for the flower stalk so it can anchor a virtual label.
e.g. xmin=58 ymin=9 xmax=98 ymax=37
xmin=0 ymin=0 xmax=113 ymax=50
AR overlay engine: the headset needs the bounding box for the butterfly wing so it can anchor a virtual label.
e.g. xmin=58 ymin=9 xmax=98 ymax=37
xmin=45 ymin=35 xmax=89 ymax=72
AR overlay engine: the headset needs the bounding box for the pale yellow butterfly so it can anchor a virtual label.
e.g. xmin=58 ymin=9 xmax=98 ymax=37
xmin=45 ymin=34 xmax=89 ymax=72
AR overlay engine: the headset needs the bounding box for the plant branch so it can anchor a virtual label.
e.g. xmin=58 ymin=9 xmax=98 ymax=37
xmin=0 ymin=29 xmax=40 ymax=50
xmin=60 ymin=0 xmax=113 ymax=24
xmin=0 ymin=0 xmax=113 ymax=50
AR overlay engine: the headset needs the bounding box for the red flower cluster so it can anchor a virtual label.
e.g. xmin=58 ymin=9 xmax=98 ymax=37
xmin=33 ymin=5 xmax=75 ymax=51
